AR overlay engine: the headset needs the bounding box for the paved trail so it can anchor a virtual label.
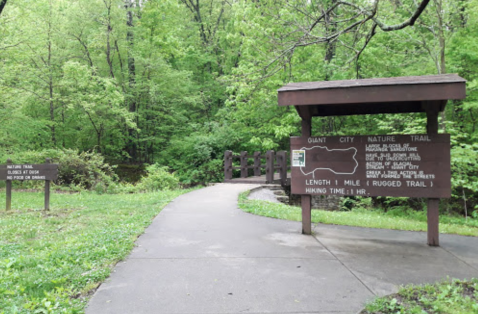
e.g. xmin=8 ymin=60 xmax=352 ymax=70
xmin=86 ymin=184 xmax=478 ymax=314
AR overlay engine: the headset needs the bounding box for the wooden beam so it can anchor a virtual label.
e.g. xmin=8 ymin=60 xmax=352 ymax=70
xmin=425 ymin=101 xmax=440 ymax=246
xmin=301 ymin=195 xmax=312 ymax=235
xmin=427 ymin=198 xmax=440 ymax=246
xmin=44 ymin=158 xmax=51 ymax=211
xmin=300 ymin=115 xmax=312 ymax=234
xmin=6 ymin=159 xmax=11 ymax=211
xmin=301 ymin=117 xmax=311 ymax=138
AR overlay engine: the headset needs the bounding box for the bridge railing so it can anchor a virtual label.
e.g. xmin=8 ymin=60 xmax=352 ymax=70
xmin=223 ymin=150 xmax=289 ymax=186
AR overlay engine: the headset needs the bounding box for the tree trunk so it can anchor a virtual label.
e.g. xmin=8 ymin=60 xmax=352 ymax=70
xmin=125 ymin=0 xmax=137 ymax=161
xmin=434 ymin=0 xmax=447 ymax=131
xmin=324 ymin=0 xmax=337 ymax=81
xmin=104 ymin=1 xmax=115 ymax=79
xmin=47 ymin=2 xmax=55 ymax=145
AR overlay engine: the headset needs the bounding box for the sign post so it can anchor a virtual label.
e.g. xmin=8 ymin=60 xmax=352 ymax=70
xmin=6 ymin=159 xmax=12 ymax=211
xmin=425 ymin=104 xmax=441 ymax=246
xmin=45 ymin=158 xmax=51 ymax=211
xmin=1 ymin=159 xmax=59 ymax=211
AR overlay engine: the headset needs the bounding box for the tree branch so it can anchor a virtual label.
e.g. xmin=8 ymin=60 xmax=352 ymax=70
xmin=373 ymin=0 xmax=431 ymax=31
xmin=0 ymin=0 xmax=7 ymax=17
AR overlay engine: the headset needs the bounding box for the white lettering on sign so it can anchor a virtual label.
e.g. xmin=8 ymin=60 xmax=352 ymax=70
xmin=344 ymin=180 xmax=360 ymax=186
xmin=305 ymin=188 xmax=327 ymax=194
xmin=308 ymin=137 xmax=327 ymax=144
xmin=32 ymin=176 xmax=46 ymax=180
xmin=406 ymin=181 xmax=427 ymax=187
xmin=340 ymin=137 xmax=354 ymax=143
xmin=372 ymin=180 xmax=402 ymax=187
xmin=366 ymin=162 xmax=385 ymax=169
xmin=329 ymin=188 xmax=345 ymax=194
xmin=305 ymin=179 xmax=331 ymax=186
xmin=367 ymin=136 xmax=396 ymax=142
xmin=410 ymin=135 xmax=431 ymax=142
xmin=366 ymin=171 xmax=381 ymax=178
xmin=22 ymin=165 xmax=33 ymax=169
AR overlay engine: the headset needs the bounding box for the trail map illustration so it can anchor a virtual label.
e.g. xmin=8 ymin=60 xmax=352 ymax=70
xmin=299 ymin=146 xmax=358 ymax=177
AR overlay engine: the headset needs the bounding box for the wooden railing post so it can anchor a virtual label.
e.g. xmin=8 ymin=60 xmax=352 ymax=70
xmin=253 ymin=152 xmax=261 ymax=176
xmin=265 ymin=150 xmax=275 ymax=183
xmin=240 ymin=151 xmax=248 ymax=178
xmin=224 ymin=151 xmax=233 ymax=181
xmin=277 ymin=151 xmax=287 ymax=186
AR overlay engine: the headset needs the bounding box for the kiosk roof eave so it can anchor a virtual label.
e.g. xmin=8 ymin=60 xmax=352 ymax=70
xmin=278 ymin=74 xmax=466 ymax=117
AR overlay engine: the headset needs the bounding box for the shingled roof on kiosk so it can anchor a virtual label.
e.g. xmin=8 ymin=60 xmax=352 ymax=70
xmin=278 ymin=74 xmax=466 ymax=117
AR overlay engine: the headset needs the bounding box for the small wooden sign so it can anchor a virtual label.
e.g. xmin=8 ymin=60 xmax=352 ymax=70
xmin=0 ymin=164 xmax=58 ymax=181
xmin=290 ymin=134 xmax=450 ymax=198
xmin=2 ymin=159 xmax=58 ymax=211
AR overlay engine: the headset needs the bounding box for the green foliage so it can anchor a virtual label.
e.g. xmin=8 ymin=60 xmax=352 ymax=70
xmin=160 ymin=123 xmax=241 ymax=184
xmin=238 ymin=192 xmax=478 ymax=237
xmin=0 ymin=190 xmax=189 ymax=313
xmin=136 ymin=164 xmax=179 ymax=192
xmin=363 ymin=279 xmax=478 ymax=314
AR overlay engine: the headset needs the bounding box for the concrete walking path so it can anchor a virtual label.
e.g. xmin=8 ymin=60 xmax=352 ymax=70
xmin=86 ymin=184 xmax=478 ymax=314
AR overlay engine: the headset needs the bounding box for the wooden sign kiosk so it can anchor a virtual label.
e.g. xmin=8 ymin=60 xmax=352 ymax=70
xmin=278 ymin=74 xmax=466 ymax=246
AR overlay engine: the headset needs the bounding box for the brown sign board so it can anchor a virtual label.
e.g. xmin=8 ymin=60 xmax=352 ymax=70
xmin=290 ymin=134 xmax=450 ymax=198
xmin=0 ymin=164 xmax=59 ymax=181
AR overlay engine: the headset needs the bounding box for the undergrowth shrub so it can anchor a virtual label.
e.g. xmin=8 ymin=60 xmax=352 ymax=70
xmin=160 ymin=124 xmax=241 ymax=185
xmin=136 ymin=164 xmax=179 ymax=191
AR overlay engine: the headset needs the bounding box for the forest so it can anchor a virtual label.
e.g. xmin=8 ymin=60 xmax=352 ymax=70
xmin=1 ymin=0 xmax=478 ymax=211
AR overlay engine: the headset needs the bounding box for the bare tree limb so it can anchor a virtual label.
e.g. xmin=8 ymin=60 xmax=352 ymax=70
xmin=0 ymin=0 xmax=7 ymax=17
xmin=373 ymin=0 xmax=431 ymax=31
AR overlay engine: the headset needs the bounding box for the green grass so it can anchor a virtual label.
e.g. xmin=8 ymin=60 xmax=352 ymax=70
xmin=361 ymin=279 xmax=478 ymax=314
xmin=0 ymin=189 xmax=190 ymax=313
xmin=239 ymin=192 xmax=478 ymax=237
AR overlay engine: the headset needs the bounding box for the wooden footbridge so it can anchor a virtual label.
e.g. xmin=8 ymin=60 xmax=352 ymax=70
xmin=223 ymin=150 xmax=290 ymax=186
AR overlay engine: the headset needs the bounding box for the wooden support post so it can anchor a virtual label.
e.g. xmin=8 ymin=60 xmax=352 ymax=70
xmin=6 ymin=159 xmax=12 ymax=211
xmin=253 ymin=152 xmax=261 ymax=176
xmin=426 ymin=104 xmax=440 ymax=246
xmin=265 ymin=150 xmax=275 ymax=183
xmin=427 ymin=198 xmax=440 ymax=246
xmin=302 ymin=117 xmax=311 ymax=138
xmin=45 ymin=158 xmax=51 ymax=211
xmin=301 ymin=116 xmax=312 ymax=234
xmin=277 ymin=151 xmax=287 ymax=187
xmin=301 ymin=195 xmax=312 ymax=235
xmin=224 ymin=151 xmax=232 ymax=181
xmin=240 ymin=151 xmax=248 ymax=178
